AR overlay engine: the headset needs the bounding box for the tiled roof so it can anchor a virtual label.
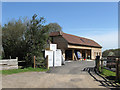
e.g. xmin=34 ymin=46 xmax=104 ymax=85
xmin=50 ymin=31 xmax=102 ymax=48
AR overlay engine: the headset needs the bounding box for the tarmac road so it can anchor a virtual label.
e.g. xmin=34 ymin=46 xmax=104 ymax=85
xmin=47 ymin=60 xmax=95 ymax=74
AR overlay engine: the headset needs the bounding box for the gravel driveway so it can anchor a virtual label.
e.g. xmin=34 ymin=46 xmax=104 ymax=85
xmin=2 ymin=60 xmax=118 ymax=88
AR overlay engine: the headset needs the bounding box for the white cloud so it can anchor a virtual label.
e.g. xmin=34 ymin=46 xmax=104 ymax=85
xmin=86 ymin=30 xmax=118 ymax=51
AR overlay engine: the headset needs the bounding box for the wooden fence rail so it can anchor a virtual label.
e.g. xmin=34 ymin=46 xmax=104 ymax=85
xmin=0 ymin=57 xmax=18 ymax=70
xmin=95 ymin=57 xmax=120 ymax=83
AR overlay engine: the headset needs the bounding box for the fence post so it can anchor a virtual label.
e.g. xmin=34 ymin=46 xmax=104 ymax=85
xmin=46 ymin=55 xmax=49 ymax=69
xmin=34 ymin=56 xmax=35 ymax=69
xmin=16 ymin=57 xmax=18 ymax=69
xmin=16 ymin=57 xmax=18 ymax=61
xmin=101 ymin=59 xmax=103 ymax=73
xmin=119 ymin=58 xmax=120 ymax=83
xmin=116 ymin=58 xmax=120 ymax=81
xmin=10 ymin=56 xmax=11 ymax=59
xmin=95 ymin=56 xmax=100 ymax=72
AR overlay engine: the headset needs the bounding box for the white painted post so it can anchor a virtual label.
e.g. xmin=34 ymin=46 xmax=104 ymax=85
xmin=16 ymin=57 xmax=18 ymax=61
xmin=16 ymin=57 xmax=18 ymax=69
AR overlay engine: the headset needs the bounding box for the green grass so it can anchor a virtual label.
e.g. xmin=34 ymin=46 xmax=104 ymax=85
xmin=0 ymin=67 xmax=48 ymax=75
xmin=99 ymin=67 xmax=116 ymax=77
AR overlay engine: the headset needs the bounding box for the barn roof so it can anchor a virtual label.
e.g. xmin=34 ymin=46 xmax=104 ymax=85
xmin=50 ymin=31 xmax=102 ymax=48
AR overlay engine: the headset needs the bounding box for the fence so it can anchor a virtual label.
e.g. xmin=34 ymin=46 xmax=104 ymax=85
xmin=95 ymin=56 xmax=120 ymax=83
xmin=96 ymin=57 xmax=120 ymax=82
xmin=0 ymin=57 xmax=18 ymax=70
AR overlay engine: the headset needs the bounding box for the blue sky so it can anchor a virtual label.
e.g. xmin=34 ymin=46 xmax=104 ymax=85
xmin=2 ymin=2 xmax=118 ymax=51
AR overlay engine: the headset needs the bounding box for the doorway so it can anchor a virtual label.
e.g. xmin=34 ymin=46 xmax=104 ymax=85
xmin=65 ymin=50 xmax=72 ymax=60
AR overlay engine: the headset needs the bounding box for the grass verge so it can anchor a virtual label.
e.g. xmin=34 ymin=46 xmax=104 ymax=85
xmin=0 ymin=67 xmax=48 ymax=75
xmin=101 ymin=68 xmax=116 ymax=77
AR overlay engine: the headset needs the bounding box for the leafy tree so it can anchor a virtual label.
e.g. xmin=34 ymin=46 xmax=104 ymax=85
xmin=102 ymin=48 xmax=120 ymax=57
xmin=45 ymin=23 xmax=62 ymax=33
xmin=2 ymin=18 xmax=27 ymax=59
xmin=25 ymin=14 xmax=49 ymax=67
xmin=0 ymin=24 xmax=2 ymax=59
xmin=2 ymin=14 xmax=62 ymax=67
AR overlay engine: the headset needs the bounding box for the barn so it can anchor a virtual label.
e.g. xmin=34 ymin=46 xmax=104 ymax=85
xmin=49 ymin=31 xmax=102 ymax=60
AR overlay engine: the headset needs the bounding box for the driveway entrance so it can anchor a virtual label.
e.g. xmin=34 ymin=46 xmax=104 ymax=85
xmin=2 ymin=60 xmax=120 ymax=88
xmin=47 ymin=60 xmax=95 ymax=74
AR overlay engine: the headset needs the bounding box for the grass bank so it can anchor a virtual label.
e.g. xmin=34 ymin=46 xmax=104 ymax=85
xmin=101 ymin=68 xmax=116 ymax=77
xmin=0 ymin=67 xmax=48 ymax=75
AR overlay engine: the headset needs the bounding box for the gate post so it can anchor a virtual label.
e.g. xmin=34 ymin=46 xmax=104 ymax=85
xmin=95 ymin=56 xmax=100 ymax=72
xmin=46 ymin=55 xmax=49 ymax=69
xmin=101 ymin=59 xmax=103 ymax=73
xmin=116 ymin=58 xmax=120 ymax=83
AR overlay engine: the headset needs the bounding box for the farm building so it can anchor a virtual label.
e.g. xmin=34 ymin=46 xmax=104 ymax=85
xmin=49 ymin=31 xmax=102 ymax=60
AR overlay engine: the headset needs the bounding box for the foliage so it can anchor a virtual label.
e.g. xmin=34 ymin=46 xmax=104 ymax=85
xmin=24 ymin=14 xmax=49 ymax=67
xmin=102 ymin=48 xmax=120 ymax=57
xmin=2 ymin=14 xmax=62 ymax=67
xmin=0 ymin=24 xmax=2 ymax=58
xmin=2 ymin=18 xmax=28 ymax=59
xmin=1 ymin=67 xmax=48 ymax=75
xmin=45 ymin=23 xmax=62 ymax=33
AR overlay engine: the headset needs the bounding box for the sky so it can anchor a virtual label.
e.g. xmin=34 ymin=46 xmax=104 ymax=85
xmin=2 ymin=2 xmax=118 ymax=51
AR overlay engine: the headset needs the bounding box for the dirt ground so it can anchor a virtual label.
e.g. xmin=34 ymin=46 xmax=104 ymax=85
xmin=2 ymin=72 xmax=106 ymax=88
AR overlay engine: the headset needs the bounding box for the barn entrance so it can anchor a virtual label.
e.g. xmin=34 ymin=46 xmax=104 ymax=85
xmin=65 ymin=50 xmax=72 ymax=60
xmin=65 ymin=49 xmax=91 ymax=60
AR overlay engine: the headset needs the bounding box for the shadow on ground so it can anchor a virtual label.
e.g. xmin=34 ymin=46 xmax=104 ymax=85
xmin=83 ymin=67 xmax=120 ymax=89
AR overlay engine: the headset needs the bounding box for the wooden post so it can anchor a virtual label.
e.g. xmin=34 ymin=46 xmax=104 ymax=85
xmin=46 ymin=55 xmax=49 ymax=69
xmin=95 ymin=56 xmax=100 ymax=72
xmin=16 ymin=57 xmax=18 ymax=69
xmin=101 ymin=59 xmax=103 ymax=73
xmin=72 ymin=49 xmax=74 ymax=60
xmin=34 ymin=56 xmax=35 ymax=69
xmin=116 ymin=58 xmax=120 ymax=82
xmin=119 ymin=59 xmax=120 ymax=83
xmin=85 ymin=50 xmax=87 ymax=59
xmin=16 ymin=57 xmax=18 ymax=61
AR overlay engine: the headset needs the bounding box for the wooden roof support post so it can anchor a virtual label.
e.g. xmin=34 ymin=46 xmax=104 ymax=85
xmin=91 ymin=49 xmax=94 ymax=60
xmin=72 ymin=49 xmax=74 ymax=60
xmin=85 ymin=50 xmax=87 ymax=59
xmin=62 ymin=49 xmax=65 ymax=60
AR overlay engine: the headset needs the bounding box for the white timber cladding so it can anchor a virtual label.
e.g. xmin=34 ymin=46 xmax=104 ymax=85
xmin=50 ymin=44 xmax=57 ymax=51
xmin=55 ymin=49 xmax=62 ymax=66
xmin=45 ymin=50 xmax=54 ymax=67
xmin=45 ymin=44 xmax=62 ymax=67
